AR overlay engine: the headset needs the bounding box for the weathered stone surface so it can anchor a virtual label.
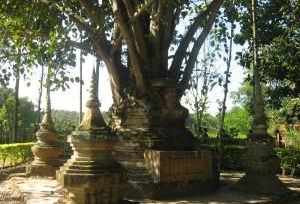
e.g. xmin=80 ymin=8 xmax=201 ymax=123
xmin=57 ymin=70 xmax=125 ymax=204
xmin=113 ymin=114 xmax=218 ymax=199
xmin=145 ymin=150 xmax=219 ymax=198
xmin=27 ymin=117 xmax=64 ymax=177
xmin=56 ymin=134 xmax=125 ymax=204
xmin=111 ymin=79 xmax=195 ymax=151
xmin=235 ymin=140 xmax=289 ymax=195
xmin=145 ymin=150 xmax=215 ymax=182
xmin=27 ymin=74 xmax=65 ymax=178
xmin=111 ymin=79 xmax=219 ymax=199
xmin=116 ymin=143 xmax=219 ymax=199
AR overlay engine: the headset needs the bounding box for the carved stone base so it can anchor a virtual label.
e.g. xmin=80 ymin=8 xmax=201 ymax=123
xmin=57 ymin=133 xmax=125 ymax=204
xmin=27 ymin=163 xmax=60 ymax=177
xmin=234 ymin=141 xmax=289 ymax=195
xmin=27 ymin=144 xmax=64 ymax=177
xmin=60 ymin=174 xmax=124 ymax=204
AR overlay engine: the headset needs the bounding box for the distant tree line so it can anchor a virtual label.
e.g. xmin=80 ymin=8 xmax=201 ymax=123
xmin=0 ymin=87 xmax=37 ymax=143
xmin=0 ymin=87 xmax=84 ymax=144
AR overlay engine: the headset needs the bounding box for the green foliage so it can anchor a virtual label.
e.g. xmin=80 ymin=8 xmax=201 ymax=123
xmin=221 ymin=0 xmax=300 ymax=108
xmin=285 ymin=128 xmax=300 ymax=150
xmin=190 ymin=113 xmax=219 ymax=137
xmin=0 ymin=142 xmax=34 ymax=167
xmin=280 ymin=98 xmax=300 ymax=124
xmin=52 ymin=110 xmax=78 ymax=137
xmin=261 ymin=30 xmax=300 ymax=107
xmin=275 ymin=147 xmax=300 ymax=174
xmin=0 ymin=87 xmax=38 ymax=143
xmin=200 ymin=113 xmax=219 ymax=130
xmin=231 ymin=81 xmax=253 ymax=114
xmin=224 ymin=106 xmax=251 ymax=137
xmin=0 ymin=1 xmax=76 ymax=89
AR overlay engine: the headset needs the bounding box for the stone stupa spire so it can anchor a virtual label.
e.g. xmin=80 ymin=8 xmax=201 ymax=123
xmin=40 ymin=77 xmax=54 ymax=131
xmin=79 ymin=68 xmax=107 ymax=131
xmin=27 ymin=66 xmax=64 ymax=177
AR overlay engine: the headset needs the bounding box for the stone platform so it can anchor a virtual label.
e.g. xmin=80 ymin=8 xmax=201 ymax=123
xmin=141 ymin=150 xmax=219 ymax=198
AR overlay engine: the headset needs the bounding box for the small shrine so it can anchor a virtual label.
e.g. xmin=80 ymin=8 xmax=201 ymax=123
xmin=56 ymin=70 xmax=125 ymax=204
xmin=27 ymin=79 xmax=64 ymax=177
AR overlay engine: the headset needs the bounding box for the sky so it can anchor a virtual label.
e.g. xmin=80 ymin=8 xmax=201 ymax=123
xmin=14 ymin=43 xmax=245 ymax=116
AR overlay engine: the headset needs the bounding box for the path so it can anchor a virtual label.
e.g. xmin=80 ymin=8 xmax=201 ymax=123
xmin=0 ymin=177 xmax=24 ymax=204
xmin=137 ymin=173 xmax=300 ymax=204
xmin=0 ymin=176 xmax=64 ymax=204
xmin=0 ymin=172 xmax=300 ymax=204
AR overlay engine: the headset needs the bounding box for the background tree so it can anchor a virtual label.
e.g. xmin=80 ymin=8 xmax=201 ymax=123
xmin=0 ymin=87 xmax=37 ymax=143
xmin=216 ymin=14 xmax=235 ymax=137
xmin=187 ymin=42 xmax=219 ymax=136
xmin=231 ymin=0 xmax=300 ymax=108
xmin=224 ymin=106 xmax=251 ymax=137
xmin=260 ymin=30 xmax=300 ymax=107
xmin=53 ymin=110 xmax=79 ymax=136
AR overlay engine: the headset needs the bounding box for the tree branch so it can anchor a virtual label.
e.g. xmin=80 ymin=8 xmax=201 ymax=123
xmin=148 ymin=0 xmax=175 ymax=77
xmin=112 ymin=0 xmax=146 ymax=95
xmin=79 ymin=0 xmax=105 ymax=26
xmin=122 ymin=0 xmax=149 ymax=62
xmin=66 ymin=40 xmax=93 ymax=54
xmin=169 ymin=0 xmax=223 ymax=81
xmin=177 ymin=0 xmax=223 ymax=98
xmin=166 ymin=7 xmax=181 ymax=50
xmin=79 ymin=0 xmax=112 ymax=57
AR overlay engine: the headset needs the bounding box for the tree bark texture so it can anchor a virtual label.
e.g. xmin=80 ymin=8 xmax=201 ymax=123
xmin=63 ymin=0 xmax=222 ymax=150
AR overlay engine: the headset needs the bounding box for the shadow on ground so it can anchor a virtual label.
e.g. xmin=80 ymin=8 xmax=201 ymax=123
xmin=1 ymin=171 xmax=300 ymax=204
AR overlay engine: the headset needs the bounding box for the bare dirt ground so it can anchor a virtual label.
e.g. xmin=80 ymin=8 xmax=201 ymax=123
xmin=0 ymin=171 xmax=300 ymax=204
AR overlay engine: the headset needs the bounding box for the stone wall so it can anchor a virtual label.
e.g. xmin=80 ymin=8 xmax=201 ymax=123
xmin=142 ymin=149 xmax=219 ymax=198
xmin=144 ymin=150 xmax=214 ymax=183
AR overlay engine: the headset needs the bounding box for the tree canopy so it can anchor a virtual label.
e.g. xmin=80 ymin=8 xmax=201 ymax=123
xmin=223 ymin=0 xmax=300 ymax=108
xmin=0 ymin=0 xmax=223 ymax=102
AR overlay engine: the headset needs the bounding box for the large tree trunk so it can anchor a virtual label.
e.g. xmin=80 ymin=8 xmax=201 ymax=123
xmin=112 ymin=79 xmax=196 ymax=199
xmin=111 ymin=78 xmax=195 ymax=150
xmin=107 ymin=0 xmax=222 ymax=149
